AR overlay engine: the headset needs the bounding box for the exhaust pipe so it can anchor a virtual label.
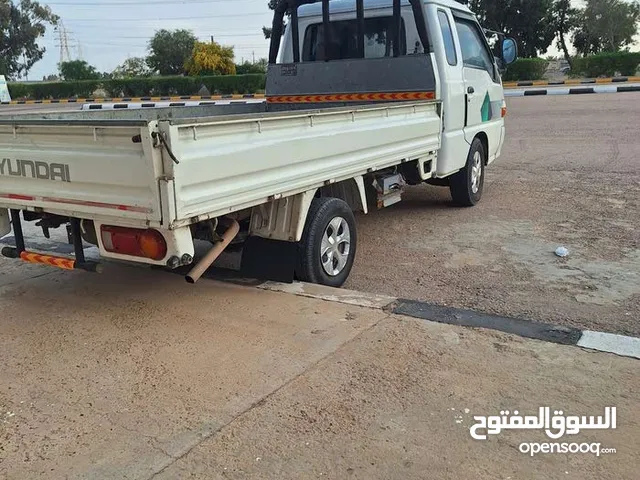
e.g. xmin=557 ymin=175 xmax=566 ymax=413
xmin=185 ymin=218 xmax=240 ymax=284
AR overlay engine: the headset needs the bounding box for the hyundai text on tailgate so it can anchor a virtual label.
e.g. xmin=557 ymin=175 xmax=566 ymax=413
xmin=0 ymin=0 xmax=517 ymax=286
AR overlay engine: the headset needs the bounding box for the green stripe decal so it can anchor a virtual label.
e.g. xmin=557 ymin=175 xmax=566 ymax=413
xmin=481 ymin=92 xmax=491 ymax=122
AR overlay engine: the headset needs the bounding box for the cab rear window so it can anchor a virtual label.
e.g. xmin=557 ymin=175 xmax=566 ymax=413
xmin=302 ymin=16 xmax=406 ymax=61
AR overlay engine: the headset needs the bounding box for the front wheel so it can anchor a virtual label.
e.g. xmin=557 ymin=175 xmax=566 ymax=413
xmin=449 ymin=138 xmax=486 ymax=207
xmin=296 ymin=197 xmax=357 ymax=288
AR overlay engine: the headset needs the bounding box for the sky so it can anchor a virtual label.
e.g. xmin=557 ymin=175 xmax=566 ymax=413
xmin=19 ymin=0 xmax=640 ymax=80
xmin=25 ymin=0 xmax=274 ymax=80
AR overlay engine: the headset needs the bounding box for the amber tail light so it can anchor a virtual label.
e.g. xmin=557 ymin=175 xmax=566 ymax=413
xmin=100 ymin=226 xmax=167 ymax=261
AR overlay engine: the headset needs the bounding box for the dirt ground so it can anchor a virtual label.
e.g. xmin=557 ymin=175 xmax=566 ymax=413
xmin=346 ymin=93 xmax=640 ymax=337
xmin=156 ymin=318 xmax=639 ymax=480
xmin=0 ymin=262 xmax=638 ymax=480
xmin=2 ymin=94 xmax=638 ymax=337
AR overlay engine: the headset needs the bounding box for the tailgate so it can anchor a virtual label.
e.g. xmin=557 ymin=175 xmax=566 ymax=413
xmin=0 ymin=121 xmax=163 ymax=223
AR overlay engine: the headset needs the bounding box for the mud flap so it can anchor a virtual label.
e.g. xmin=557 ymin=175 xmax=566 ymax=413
xmin=240 ymin=236 xmax=297 ymax=283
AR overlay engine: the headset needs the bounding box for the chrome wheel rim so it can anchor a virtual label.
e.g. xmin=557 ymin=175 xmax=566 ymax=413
xmin=471 ymin=151 xmax=483 ymax=195
xmin=320 ymin=217 xmax=351 ymax=276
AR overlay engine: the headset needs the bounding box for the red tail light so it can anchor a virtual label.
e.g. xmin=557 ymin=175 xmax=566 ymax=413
xmin=100 ymin=226 xmax=167 ymax=261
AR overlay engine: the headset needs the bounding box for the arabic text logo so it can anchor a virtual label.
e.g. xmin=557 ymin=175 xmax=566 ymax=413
xmin=469 ymin=407 xmax=616 ymax=441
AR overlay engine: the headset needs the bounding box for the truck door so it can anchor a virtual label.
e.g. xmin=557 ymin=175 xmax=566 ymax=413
xmin=452 ymin=15 xmax=504 ymax=159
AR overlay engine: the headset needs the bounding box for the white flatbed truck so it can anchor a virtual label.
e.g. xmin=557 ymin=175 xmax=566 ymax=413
xmin=0 ymin=0 xmax=516 ymax=286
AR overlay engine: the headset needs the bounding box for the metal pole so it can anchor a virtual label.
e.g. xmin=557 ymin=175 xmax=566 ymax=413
xmin=408 ymin=0 xmax=431 ymax=52
xmin=268 ymin=7 xmax=286 ymax=64
xmin=70 ymin=218 xmax=85 ymax=264
xmin=392 ymin=0 xmax=401 ymax=57
xmin=322 ymin=0 xmax=331 ymax=60
xmin=291 ymin=1 xmax=300 ymax=62
xmin=356 ymin=0 xmax=365 ymax=58
xmin=10 ymin=210 xmax=25 ymax=254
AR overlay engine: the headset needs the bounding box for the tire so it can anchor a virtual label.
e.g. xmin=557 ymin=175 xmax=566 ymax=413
xmin=449 ymin=137 xmax=486 ymax=207
xmin=296 ymin=197 xmax=357 ymax=288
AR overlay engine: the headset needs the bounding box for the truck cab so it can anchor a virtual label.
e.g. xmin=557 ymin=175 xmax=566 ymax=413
xmin=271 ymin=0 xmax=516 ymax=198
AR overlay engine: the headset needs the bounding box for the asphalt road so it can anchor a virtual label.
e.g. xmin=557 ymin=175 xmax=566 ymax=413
xmin=345 ymin=92 xmax=640 ymax=337
xmin=0 ymin=103 xmax=83 ymax=115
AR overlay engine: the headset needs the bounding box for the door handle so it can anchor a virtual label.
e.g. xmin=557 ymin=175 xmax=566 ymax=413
xmin=467 ymin=86 xmax=475 ymax=94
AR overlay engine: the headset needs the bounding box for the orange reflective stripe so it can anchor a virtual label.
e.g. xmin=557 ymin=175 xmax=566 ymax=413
xmin=19 ymin=251 xmax=76 ymax=270
xmin=266 ymin=91 xmax=436 ymax=103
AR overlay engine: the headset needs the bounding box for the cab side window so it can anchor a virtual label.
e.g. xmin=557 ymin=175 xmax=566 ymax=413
xmin=438 ymin=10 xmax=457 ymax=66
xmin=454 ymin=18 xmax=495 ymax=79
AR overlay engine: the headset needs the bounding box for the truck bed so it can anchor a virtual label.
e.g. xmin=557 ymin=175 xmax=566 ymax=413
xmin=0 ymin=101 xmax=441 ymax=229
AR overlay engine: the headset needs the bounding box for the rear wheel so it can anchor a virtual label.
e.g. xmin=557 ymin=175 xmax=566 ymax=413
xmin=296 ymin=197 xmax=357 ymax=287
xmin=450 ymin=137 xmax=486 ymax=207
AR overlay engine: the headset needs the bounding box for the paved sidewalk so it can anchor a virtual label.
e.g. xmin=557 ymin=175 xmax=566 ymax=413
xmin=0 ymin=260 xmax=638 ymax=479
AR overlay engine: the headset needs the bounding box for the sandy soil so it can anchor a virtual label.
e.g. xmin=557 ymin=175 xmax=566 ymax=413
xmin=346 ymin=93 xmax=640 ymax=336
xmin=1 ymin=262 xmax=638 ymax=480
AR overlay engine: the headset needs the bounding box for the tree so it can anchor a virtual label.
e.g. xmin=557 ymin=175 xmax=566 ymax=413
xmin=59 ymin=60 xmax=99 ymax=80
xmin=0 ymin=0 xmax=58 ymax=79
xmin=147 ymin=29 xmax=197 ymax=75
xmin=112 ymin=57 xmax=152 ymax=78
xmin=573 ymin=0 xmax=640 ymax=55
xmin=185 ymin=41 xmax=236 ymax=76
xmin=550 ymin=0 xmax=579 ymax=68
xmin=236 ymin=58 xmax=268 ymax=74
xmin=466 ymin=0 xmax=555 ymax=58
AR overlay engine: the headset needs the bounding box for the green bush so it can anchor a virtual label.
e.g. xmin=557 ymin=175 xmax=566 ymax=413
xmin=37 ymin=80 xmax=100 ymax=99
xmin=103 ymin=77 xmax=158 ymax=97
xmin=147 ymin=76 xmax=200 ymax=96
xmin=200 ymin=74 xmax=265 ymax=94
xmin=571 ymin=52 xmax=640 ymax=77
xmin=7 ymin=74 xmax=267 ymax=100
xmin=235 ymin=60 xmax=267 ymax=75
xmin=6 ymin=82 xmax=31 ymax=99
xmin=502 ymin=58 xmax=549 ymax=81
xmin=8 ymin=80 xmax=100 ymax=99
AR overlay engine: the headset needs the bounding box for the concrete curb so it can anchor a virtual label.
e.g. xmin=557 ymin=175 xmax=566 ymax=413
xmin=4 ymin=85 xmax=639 ymax=109
xmin=503 ymin=76 xmax=640 ymax=88
xmin=80 ymin=99 xmax=265 ymax=110
xmin=259 ymin=281 xmax=640 ymax=360
xmin=2 ymin=77 xmax=638 ymax=106
xmin=85 ymin=84 xmax=640 ymax=109
xmin=259 ymin=281 xmax=397 ymax=309
xmin=577 ymin=331 xmax=640 ymax=359
xmin=0 ymin=94 xmax=265 ymax=106
xmin=505 ymin=84 xmax=640 ymax=97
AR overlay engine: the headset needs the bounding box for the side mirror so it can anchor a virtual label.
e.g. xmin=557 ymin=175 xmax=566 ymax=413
xmin=502 ymin=38 xmax=517 ymax=65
